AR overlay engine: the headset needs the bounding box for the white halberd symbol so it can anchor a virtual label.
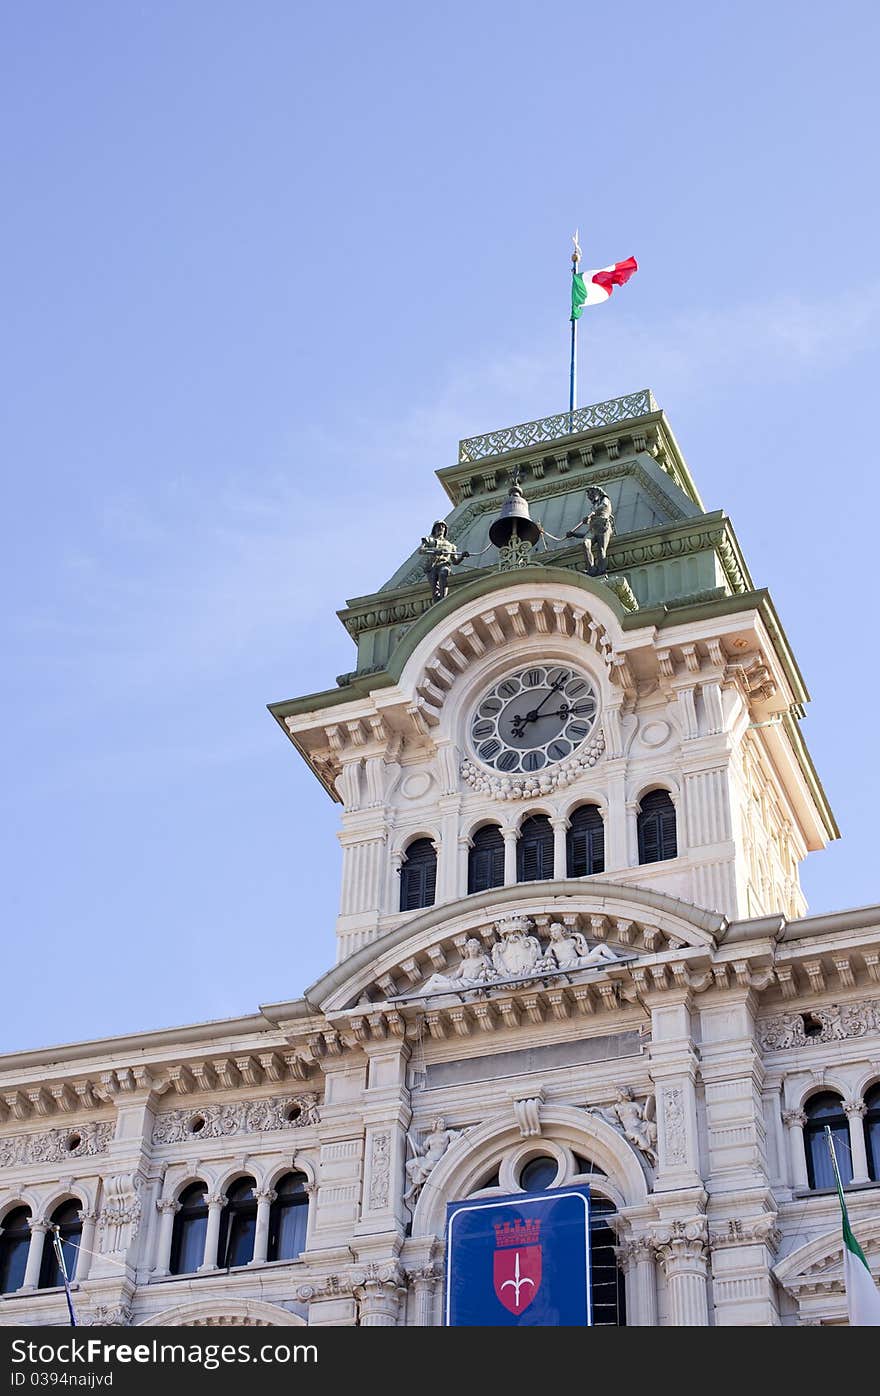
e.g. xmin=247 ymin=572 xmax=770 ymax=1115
xmin=500 ymin=1250 xmax=535 ymax=1308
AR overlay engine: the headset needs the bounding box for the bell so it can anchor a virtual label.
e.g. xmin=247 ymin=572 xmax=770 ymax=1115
xmin=489 ymin=478 xmax=542 ymax=549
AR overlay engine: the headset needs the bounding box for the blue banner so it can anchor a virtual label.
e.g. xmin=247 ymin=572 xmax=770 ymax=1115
xmin=445 ymin=1187 xmax=592 ymax=1327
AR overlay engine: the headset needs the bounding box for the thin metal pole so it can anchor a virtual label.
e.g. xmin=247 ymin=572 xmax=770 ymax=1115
xmin=51 ymin=1225 xmax=78 ymax=1326
xmin=569 ymin=230 xmax=581 ymax=425
xmin=825 ymin=1123 xmax=847 ymax=1192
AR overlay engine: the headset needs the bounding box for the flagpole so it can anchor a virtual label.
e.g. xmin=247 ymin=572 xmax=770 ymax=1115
xmin=569 ymin=231 xmax=581 ymax=426
xmin=51 ymin=1224 xmax=78 ymax=1327
xmin=825 ymin=1124 xmax=845 ymax=1192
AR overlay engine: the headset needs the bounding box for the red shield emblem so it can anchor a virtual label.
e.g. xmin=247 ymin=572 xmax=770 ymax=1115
xmin=493 ymin=1216 xmax=543 ymax=1315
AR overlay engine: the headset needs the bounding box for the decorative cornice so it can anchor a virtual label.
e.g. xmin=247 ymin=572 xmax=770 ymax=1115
xmin=0 ymin=1121 xmax=113 ymax=1169
xmin=759 ymin=1000 xmax=880 ymax=1051
xmin=151 ymin=1094 xmax=321 ymax=1144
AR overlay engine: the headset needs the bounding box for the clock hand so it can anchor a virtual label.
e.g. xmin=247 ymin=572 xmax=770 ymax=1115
xmin=509 ymin=680 xmax=566 ymax=733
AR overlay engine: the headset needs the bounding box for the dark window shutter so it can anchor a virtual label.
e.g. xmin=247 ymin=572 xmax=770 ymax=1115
xmin=468 ymin=826 xmax=504 ymax=894
xmin=637 ymin=790 xmax=677 ymax=865
xmin=567 ymin=805 xmax=605 ymax=877
xmin=400 ymin=838 xmax=437 ymax=911
xmin=517 ymin=815 xmax=553 ymax=883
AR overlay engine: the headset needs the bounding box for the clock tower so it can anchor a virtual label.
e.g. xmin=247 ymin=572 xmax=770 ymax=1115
xmin=269 ymin=388 xmax=837 ymax=964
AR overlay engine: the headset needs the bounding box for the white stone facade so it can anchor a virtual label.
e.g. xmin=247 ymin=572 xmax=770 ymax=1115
xmin=2 ymin=401 xmax=877 ymax=1328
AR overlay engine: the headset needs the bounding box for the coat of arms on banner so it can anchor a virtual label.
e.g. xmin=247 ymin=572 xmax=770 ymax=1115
xmin=492 ymin=1217 xmax=542 ymax=1315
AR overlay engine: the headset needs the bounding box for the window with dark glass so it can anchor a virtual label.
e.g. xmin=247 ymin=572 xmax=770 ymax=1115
xmin=219 ymin=1177 xmax=257 ymax=1268
xmin=590 ymin=1197 xmax=627 ymax=1327
xmin=268 ymin=1173 xmax=309 ymax=1261
xmin=512 ymin=1158 xmax=625 ymax=1325
xmin=38 ymin=1200 xmax=82 ymax=1288
xmin=864 ymin=1084 xmax=880 ymax=1182
xmin=519 ymin=1156 xmax=559 ymax=1191
xmin=170 ymin=1183 xmax=209 ymax=1275
xmin=468 ymin=825 xmax=504 ymax=894
xmin=637 ymin=790 xmax=677 ymax=864
xmin=804 ymin=1093 xmax=851 ymax=1190
xmin=399 ymin=839 xmax=437 ymax=911
xmin=0 ymin=1207 xmax=31 ymax=1294
xmin=517 ymin=815 xmax=553 ymax=882
xmin=567 ymin=805 xmax=605 ymax=877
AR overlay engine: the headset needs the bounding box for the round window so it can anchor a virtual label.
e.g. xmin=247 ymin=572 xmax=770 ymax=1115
xmin=519 ymin=1156 xmax=558 ymax=1191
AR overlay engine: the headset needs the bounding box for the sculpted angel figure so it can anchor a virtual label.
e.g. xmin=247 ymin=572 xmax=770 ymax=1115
xmin=419 ymin=520 xmax=470 ymax=603
xmin=403 ymin=1117 xmax=463 ymax=1202
xmin=592 ymin=1086 xmax=658 ymax=1165
xmin=422 ymin=938 xmax=494 ymax=996
xmin=545 ymin=923 xmax=622 ymax=971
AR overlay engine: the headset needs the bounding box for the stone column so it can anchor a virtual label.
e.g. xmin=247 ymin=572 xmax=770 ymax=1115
xmin=783 ymin=1109 xmax=809 ymax=1190
xmin=251 ymin=1189 xmax=277 ymax=1265
xmin=653 ymin=1222 xmax=710 ymax=1326
xmin=551 ymin=817 xmax=568 ymax=880
xmin=389 ymin=851 xmax=404 ymax=914
xmin=458 ymin=834 xmax=472 ymax=897
xmin=75 ymin=1210 xmax=98 ymax=1281
xmin=602 ymin=764 xmax=627 ymax=871
xmin=617 ymin=1238 xmax=657 ymax=1326
xmin=845 ymin=1100 xmax=870 ymax=1184
xmin=352 ymin=1262 xmax=405 ymax=1326
xmin=625 ymin=800 xmax=641 ymax=867
xmin=22 ymin=1219 xmax=49 ymax=1290
xmin=153 ymin=1199 xmax=179 ymax=1278
xmin=199 ymin=1194 xmax=225 ymax=1272
xmin=502 ymin=826 xmax=517 ymax=886
xmin=407 ymin=1262 xmax=442 ymax=1326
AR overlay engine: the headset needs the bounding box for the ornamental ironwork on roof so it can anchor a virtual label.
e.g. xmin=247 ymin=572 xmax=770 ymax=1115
xmin=457 ymin=389 xmax=658 ymax=464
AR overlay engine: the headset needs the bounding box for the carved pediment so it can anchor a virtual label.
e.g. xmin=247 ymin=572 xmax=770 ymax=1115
xmin=399 ymin=914 xmax=631 ymax=1002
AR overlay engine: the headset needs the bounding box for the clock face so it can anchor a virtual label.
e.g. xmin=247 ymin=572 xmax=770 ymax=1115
xmin=469 ymin=664 xmax=599 ymax=775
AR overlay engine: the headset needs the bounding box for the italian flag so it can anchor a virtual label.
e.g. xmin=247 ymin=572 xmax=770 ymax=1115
xmin=571 ymin=256 xmax=638 ymax=319
xmin=833 ymin=1153 xmax=880 ymax=1325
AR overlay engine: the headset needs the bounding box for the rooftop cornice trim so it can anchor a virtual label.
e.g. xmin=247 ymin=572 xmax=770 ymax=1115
xmin=778 ymin=710 xmax=839 ymax=842
xmin=303 ymin=879 xmax=727 ymax=1011
xmin=0 ymin=1006 xmax=312 ymax=1076
xmin=446 ymin=395 xmax=707 ymax=513
xmin=778 ymin=901 xmax=880 ymax=943
xmin=720 ymin=915 xmax=787 ymax=945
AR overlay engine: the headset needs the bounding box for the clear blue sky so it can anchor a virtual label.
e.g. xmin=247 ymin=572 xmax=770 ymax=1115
xmin=2 ymin=2 xmax=878 ymax=1051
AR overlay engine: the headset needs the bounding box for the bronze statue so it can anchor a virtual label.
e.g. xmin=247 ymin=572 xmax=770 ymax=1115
xmin=419 ymin=521 xmax=469 ymax=603
xmin=566 ymin=485 xmax=614 ymax=575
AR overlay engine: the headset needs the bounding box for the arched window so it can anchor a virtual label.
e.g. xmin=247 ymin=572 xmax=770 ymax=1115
xmin=268 ymin=1172 xmax=310 ymax=1261
xmin=0 ymin=1207 xmax=31 ymax=1294
xmin=517 ymin=815 xmax=553 ymax=882
xmin=399 ymin=838 xmax=437 ymax=911
xmin=39 ymin=1200 xmax=82 ymax=1288
xmin=864 ymin=1084 xmax=880 ymax=1182
xmin=511 ymin=1153 xmax=625 ymax=1325
xmin=637 ymin=789 xmax=677 ymax=864
xmin=219 ymin=1177 xmax=257 ymax=1268
xmin=468 ymin=825 xmax=504 ymax=894
xmin=170 ymin=1183 xmax=209 ymax=1275
xmin=805 ymin=1094 xmax=851 ymax=1190
xmin=567 ymin=805 xmax=605 ymax=877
